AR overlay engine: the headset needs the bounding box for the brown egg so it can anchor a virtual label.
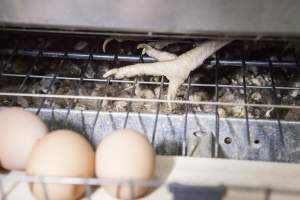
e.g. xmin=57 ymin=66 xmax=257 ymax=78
xmin=26 ymin=130 xmax=95 ymax=200
xmin=96 ymin=128 xmax=155 ymax=200
xmin=0 ymin=107 xmax=48 ymax=170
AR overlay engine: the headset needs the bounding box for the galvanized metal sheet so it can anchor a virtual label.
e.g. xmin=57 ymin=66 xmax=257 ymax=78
xmin=31 ymin=108 xmax=300 ymax=163
xmin=0 ymin=0 xmax=300 ymax=36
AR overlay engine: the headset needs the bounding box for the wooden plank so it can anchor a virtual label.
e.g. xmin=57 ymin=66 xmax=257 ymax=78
xmin=1 ymin=156 xmax=300 ymax=200
xmin=89 ymin=156 xmax=300 ymax=200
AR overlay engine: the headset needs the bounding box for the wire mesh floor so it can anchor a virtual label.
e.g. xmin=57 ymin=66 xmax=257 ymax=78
xmin=0 ymin=31 xmax=300 ymax=160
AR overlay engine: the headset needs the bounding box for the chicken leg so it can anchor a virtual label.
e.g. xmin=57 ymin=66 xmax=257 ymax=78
xmin=103 ymin=40 xmax=231 ymax=102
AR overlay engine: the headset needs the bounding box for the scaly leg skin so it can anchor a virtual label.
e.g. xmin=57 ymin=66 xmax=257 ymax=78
xmin=102 ymin=38 xmax=123 ymax=53
xmin=102 ymin=38 xmax=176 ymax=53
xmin=137 ymin=43 xmax=177 ymax=61
xmin=147 ymin=40 xmax=177 ymax=50
xmin=103 ymin=40 xmax=232 ymax=109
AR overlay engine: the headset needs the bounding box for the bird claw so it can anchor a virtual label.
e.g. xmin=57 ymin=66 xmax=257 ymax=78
xmin=103 ymin=64 xmax=147 ymax=79
xmin=137 ymin=43 xmax=152 ymax=55
xmin=103 ymin=40 xmax=231 ymax=105
xmin=136 ymin=43 xmax=149 ymax=50
xmin=103 ymin=69 xmax=124 ymax=79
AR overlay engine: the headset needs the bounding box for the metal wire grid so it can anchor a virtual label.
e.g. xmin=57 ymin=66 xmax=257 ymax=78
xmin=0 ymin=36 xmax=300 ymax=152
xmin=1 ymin=173 xmax=300 ymax=200
xmin=0 ymin=36 xmax=300 ymax=136
xmin=0 ymin=174 xmax=160 ymax=200
xmin=0 ymin=34 xmax=300 ymax=198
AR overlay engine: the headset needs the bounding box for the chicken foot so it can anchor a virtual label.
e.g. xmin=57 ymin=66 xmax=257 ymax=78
xmin=103 ymin=40 xmax=231 ymax=106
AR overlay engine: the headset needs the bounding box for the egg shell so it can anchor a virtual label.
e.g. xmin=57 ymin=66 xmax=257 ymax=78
xmin=0 ymin=107 xmax=48 ymax=170
xmin=96 ymin=128 xmax=155 ymax=200
xmin=26 ymin=130 xmax=95 ymax=200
